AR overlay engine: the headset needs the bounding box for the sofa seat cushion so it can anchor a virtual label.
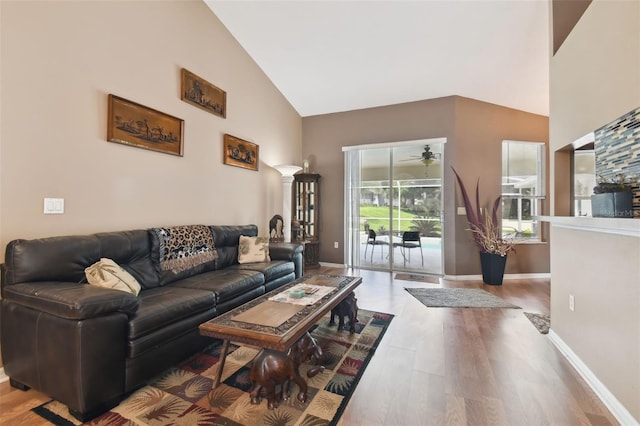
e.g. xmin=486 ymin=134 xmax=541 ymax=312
xmin=128 ymin=287 xmax=215 ymax=341
xmin=171 ymin=269 xmax=264 ymax=304
xmin=128 ymin=308 xmax=215 ymax=358
xmin=232 ymin=260 xmax=294 ymax=282
xmin=215 ymin=286 xmax=265 ymax=314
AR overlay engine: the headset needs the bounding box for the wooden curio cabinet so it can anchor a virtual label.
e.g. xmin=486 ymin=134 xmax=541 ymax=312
xmin=292 ymin=173 xmax=321 ymax=269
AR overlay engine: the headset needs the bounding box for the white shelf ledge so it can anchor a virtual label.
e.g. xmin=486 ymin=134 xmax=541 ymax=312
xmin=539 ymin=216 xmax=640 ymax=238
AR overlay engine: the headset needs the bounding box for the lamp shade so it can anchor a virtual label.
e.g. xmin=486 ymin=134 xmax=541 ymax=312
xmin=273 ymin=164 xmax=302 ymax=177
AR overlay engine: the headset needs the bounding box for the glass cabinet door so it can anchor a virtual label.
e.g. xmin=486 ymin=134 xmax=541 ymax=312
xmin=293 ymin=173 xmax=321 ymax=268
xmin=293 ymin=173 xmax=320 ymax=241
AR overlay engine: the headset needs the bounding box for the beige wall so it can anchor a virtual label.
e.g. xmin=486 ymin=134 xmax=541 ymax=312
xmin=549 ymin=0 xmax=640 ymax=421
xmin=550 ymin=226 xmax=640 ymax=420
xmin=0 ymin=0 xmax=302 ymax=263
xmin=302 ymin=96 xmax=549 ymax=275
xmin=549 ymin=0 xmax=639 ymax=180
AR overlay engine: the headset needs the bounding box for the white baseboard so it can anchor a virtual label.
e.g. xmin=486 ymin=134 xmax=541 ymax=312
xmin=0 ymin=368 xmax=8 ymax=384
xmin=548 ymin=330 xmax=639 ymax=426
xmin=318 ymin=262 xmax=346 ymax=268
xmin=321 ymin=264 xmax=550 ymax=281
xmin=444 ymin=273 xmax=550 ymax=281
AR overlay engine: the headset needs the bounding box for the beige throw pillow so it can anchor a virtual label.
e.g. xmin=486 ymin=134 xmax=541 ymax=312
xmin=238 ymin=235 xmax=271 ymax=264
xmin=85 ymin=258 xmax=142 ymax=295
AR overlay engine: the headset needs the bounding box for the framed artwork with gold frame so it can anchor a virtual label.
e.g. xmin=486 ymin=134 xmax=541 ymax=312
xmin=181 ymin=68 xmax=226 ymax=118
xmin=223 ymin=134 xmax=259 ymax=171
xmin=107 ymin=94 xmax=184 ymax=156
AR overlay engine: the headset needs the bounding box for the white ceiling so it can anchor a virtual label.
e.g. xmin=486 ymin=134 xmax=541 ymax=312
xmin=205 ymin=0 xmax=550 ymax=118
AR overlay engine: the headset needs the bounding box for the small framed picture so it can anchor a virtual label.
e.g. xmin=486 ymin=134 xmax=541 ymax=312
xmin=181 ymin=68 xmax=226 ymax=118
xmin=223 ymin=134 xmax=259 ymax=171
xmin=107 ymin=95 xmax=184 ymax=156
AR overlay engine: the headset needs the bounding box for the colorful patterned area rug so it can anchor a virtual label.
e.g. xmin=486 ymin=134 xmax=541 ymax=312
xmin=32 ymin=309 xmax=393 ymax=426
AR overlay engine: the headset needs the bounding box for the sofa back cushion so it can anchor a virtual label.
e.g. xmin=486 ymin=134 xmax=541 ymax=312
xmin=95 ymin=230 xmax=159 ymax=288
xmin=4 ymin=235 xmax=100 ymax=286
xmin=85 ymin=258 xmax=142 ymax=295
xmin=210 ymin=225 xmax=258 ymax=269
xmin=149 ymin=225 xmax=218 ymax=286
xmin=3 ymin=230 xmax=158 ymax=288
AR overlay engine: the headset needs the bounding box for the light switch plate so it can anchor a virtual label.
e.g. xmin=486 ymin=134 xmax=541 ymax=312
xmin=44 ymin=198 xmax=64 ymax=214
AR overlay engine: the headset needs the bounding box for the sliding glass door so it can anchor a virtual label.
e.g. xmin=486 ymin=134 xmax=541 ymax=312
xmin=344 ymin=139 xmax=444 ymax=274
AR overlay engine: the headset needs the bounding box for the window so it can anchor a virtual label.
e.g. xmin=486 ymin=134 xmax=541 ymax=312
xmin=501 ymin=141 xmax=545 ymax=240
xmin=573 ymin=150 xmax=595 ymax=216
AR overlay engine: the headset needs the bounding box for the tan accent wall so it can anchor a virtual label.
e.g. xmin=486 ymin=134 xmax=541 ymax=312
xmin=302 ymin=96 xmax=549 ymax=275
xmin=0 ymin=0 xmax=302 ymax=264
xmin=549 ymin=0 xmax=640 ymax=420
xmin=552 ymin=0 xmax=591 ymax=54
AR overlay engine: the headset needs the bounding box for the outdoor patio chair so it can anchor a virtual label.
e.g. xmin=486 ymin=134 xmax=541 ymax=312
xmin=364 ymin=229 xmax=388 ymax=261
xmin=393 ymin=231 xmax=423 ymax=267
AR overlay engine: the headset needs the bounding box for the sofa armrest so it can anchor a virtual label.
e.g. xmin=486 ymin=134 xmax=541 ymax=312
xmin=269 ymin=242 xmax=303 ymax=261
xmin=270 ymin=242 xmax=304 ymax=278
xmin=3 ymin=282 xmax=138 ymax=320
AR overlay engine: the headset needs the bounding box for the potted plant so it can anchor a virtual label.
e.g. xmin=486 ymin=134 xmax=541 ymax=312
xmin=591 ymin=173 xmax=635 ymax=218
xmin=452 ymin=167 xmax=515 ymax=285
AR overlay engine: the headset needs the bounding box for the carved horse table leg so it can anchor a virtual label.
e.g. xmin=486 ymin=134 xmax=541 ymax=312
xmin=248 ymin=332 xmax=324 ymax=409
xmin=329 ymin=292 xmax=359 ymax=333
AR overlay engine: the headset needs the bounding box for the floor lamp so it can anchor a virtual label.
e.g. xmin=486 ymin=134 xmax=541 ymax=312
xmin=274 ymin=165 xmax=302 ymax=243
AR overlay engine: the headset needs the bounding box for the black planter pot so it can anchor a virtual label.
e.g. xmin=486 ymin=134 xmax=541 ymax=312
xmin=480 ymin=252 xmax=507 ymax=285
xmin=591 ymin=191 xmax=634 ymax=218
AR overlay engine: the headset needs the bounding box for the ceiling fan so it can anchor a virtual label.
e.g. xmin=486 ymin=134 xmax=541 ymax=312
xmin=398 ymin=146 xmax=441 ymax=164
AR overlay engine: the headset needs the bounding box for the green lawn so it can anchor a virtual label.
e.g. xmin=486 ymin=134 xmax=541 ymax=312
xmin=360 ymin=206 xmax=421 ymax=232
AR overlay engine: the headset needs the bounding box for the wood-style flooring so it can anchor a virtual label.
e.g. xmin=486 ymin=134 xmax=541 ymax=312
xmin=0 ymin=266 xmax=619 ymax=425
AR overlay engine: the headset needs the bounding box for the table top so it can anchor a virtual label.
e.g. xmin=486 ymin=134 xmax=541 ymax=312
xmin=199 ymin=274 xmax=362 ymax=351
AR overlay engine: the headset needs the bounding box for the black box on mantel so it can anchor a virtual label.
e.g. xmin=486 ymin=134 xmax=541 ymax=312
xmin=591 ymin=192 xmax=634 ymax=218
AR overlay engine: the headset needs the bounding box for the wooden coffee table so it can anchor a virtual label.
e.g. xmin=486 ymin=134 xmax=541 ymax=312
xmin=199 ymin=274 xmax=362 ymax=388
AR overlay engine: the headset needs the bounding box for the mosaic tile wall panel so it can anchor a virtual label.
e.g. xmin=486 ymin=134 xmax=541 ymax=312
xmin=594 ymin=106 xmax=640 ymax=217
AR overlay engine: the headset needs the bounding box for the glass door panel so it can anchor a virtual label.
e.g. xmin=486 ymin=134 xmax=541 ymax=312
xmin=352 ymin=142 xmax=443 ymax=275
xmin=391 ymin=145 xmax=443 ymax=274
xmin=359 ymin=148 xmax=392 ymax=269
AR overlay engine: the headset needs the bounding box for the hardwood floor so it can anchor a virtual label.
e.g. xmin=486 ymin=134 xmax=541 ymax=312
xmin=0 ymin=266 xmax=619 ymax=425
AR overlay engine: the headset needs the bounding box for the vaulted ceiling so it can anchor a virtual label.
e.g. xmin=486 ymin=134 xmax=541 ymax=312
xmin=205 ymin=1 xmax=550 ymax=118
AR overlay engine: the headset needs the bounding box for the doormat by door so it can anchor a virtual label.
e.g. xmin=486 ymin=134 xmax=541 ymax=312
xmin=405 ymin=287 xmax=521 ymax=309
xmin=394 ymin=273 xmax=441 ymax=284
xmin=32 ymin=309 xmax=394 ymax=426
xmin=524 ymin=312 xmax=550 ymax=334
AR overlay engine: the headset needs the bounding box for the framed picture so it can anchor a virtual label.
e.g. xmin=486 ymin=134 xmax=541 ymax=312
xmin=107 ymin=94 xmax=184 ymax=156
xmin=223 ymin=134 xmax=259 ymax=171
xmin=181 ymin=68 xmax=226 ymax=118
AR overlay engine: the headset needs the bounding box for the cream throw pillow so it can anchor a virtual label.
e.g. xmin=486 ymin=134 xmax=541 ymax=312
xmin=238 ymin=235 xmax=271 ymax=264
xmin=85 ymin=258 xmax=142 ymax=295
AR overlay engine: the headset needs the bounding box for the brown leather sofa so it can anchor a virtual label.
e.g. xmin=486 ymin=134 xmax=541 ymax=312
xmin=0 ymin=224 xmax=303 ymax=421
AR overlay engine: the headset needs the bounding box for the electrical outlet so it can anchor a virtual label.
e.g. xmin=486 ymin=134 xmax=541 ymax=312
xmin=334 ymin=242 xmax=339 ymax=249
xmin=569 ymin=294 xmax=575 ymax=311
